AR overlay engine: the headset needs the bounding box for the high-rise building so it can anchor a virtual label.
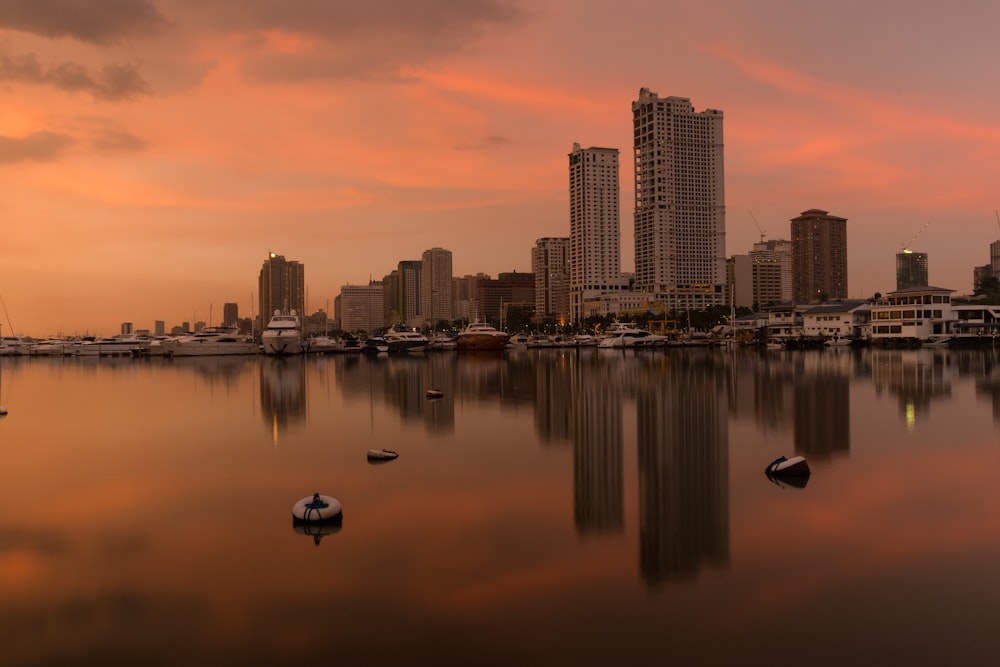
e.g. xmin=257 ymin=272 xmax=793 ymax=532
xmin=223 ymin=303 xmax=239 ymax=327
xmin=632 ymin=88 xmax=726 ymax=311
xmin=397 ymin=260 xmax=422 ymax=326
xmin=750 ymin=239 xmax=793 ymax=303
xmin=790 ymin=209 xmax=848 ymax=303
xmin=338 ymin=282 xmax=385 ymax=333
xmin=453 ymin=273 xmax=488 ymax=322
xmin=258 ymin=252 xmax=305 ymax=324
xmin=420 ymin=247 xmax=453 ymax=325
xmin=476 ymin=272 xmax=535 ymax=327
xmin=896 ymin=251 xmax=929 ymax=290
xmin=726 ymin=256 xmax=753 ymax=309
xmin=532 ymin=237 xmax=570 ymax=323
xmin=569 ymin=143 xmax=622 ymax=322
xmin=382 ymin=270 xmax=400 ymax=327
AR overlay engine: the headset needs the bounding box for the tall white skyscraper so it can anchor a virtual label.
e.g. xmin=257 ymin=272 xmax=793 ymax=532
xmin=568 ymin=143 xmax=622 ymax=322
xmin=632 ymin=88 xmax=726 ymax=310
xmin=420 ymin=247 xmax=453 ymax=324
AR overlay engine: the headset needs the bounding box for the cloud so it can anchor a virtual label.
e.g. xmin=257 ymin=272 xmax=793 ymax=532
xmin=0 ymin=130 xmax=74 ymax=163
xmin=0 ymin=0 xmax=165 ymax=44
xmin=91 ymin=128 xmax=146 ymax=153
xmin=186 ymin=0 xmax=527 ymax=82
xmin=0 ymin=51 xmax=151 ymax=100
xmin=455 ymin=135 xmax=513 ymax=152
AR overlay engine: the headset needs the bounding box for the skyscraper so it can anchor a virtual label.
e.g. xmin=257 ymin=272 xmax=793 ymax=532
xmin=632 ymin=88 xmax=726 ymax=311
xmin=568 ymin=143 xmax=621 ymax=322
xmin=750 ymin=239 xmax=793 ymax=303
xmin=420 ymin=247 xmax=453 ymax=325
xmin=397 ymin=260 xmax=422 ymax=326
xmin=532 ymin=237 xmax=570 ymax=323
xmin=896 ymin=251 xmax=929 ymax=290
xmin=790 ymin=209 xmax=848 ymax=303
xmin=258 ymin=252 xmax=305 ymax=323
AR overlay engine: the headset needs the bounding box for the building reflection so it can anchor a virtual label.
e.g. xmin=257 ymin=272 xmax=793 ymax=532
xmin=871 ymin=349 xmax=952 ymax=431
xmin=636 ymin=352 xmax=729 ymax=587
xmin=259 ymin=356 xmax=307 ymax=444
xmin=793 ymin=353 xmax=851 ymax=460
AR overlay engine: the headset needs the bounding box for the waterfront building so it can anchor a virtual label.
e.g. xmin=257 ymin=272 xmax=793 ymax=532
xmin=338 ymin=281 xmax=385 ymax=333
xmin=801 ymin=301 xmax=870 ymax=339
xmin=532 ymin=237 xmax=570 ymax=324
xmin=397 ymin=260 xmax=422 ymax=327
xmin=154 ymin=320 xmax=165 ymax=336
xmin=896 ymin=251 xmax=929 ymax=290
xmin=869 ymin=286 xmax=953 ymax=343
xmin=382 ymin=270 xmax=400 ymax=327
xmin=568 ymin=143 xmax=623 ymax=322
xmin=476 ymin=272 xmax=535 ymax=328
xmin=790 ymin=209 xmax=847 ymax=303
xmin=121 ymin=322 xmax=133 ymax=335
xmin=991 ymin=240 xmax=1000 ymax=277
xmin=420 ymin=247 xmax=453 ymax=326
xmin=259 ymin=252 xmax=305 ymax=323
xmin=632 ymin=87 xmax=726 ymax=311
xmin=750 ymin=239 xmax=793 ymax=304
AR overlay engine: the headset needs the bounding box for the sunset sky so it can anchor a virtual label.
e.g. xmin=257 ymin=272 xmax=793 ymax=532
xmin=2 ymin=0 xmax=999 ymax=336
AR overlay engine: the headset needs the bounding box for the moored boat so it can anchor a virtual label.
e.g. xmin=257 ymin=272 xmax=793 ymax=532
xmin=384 ymin=326 xmax=430 ymax=353
xmin=162 ymin=327 xmax=258 ymax=357
xmin=366 ymin=448 xmax=399 ymax=462
xmin=261 ymin=310 xmax=303 ymax=355
xmin=456 ymin=322 xmax=509 ymax=351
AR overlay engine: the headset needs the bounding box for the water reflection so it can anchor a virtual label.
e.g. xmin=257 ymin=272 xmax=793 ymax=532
xmin=871 ymin=348 xmax=952 ymax=431
xmin=260 ymin=356 xmax=306 ymax=443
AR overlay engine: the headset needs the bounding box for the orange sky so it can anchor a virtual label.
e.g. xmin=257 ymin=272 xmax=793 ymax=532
xmin=2 ymin=0 xmax=1000 ymax=336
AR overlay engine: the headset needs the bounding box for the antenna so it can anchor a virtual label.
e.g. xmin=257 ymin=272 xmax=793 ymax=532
xmin=749 ymin=210 xmax=766 ymax=243
xmin=900 ymin=222 xmax=930 ymax=253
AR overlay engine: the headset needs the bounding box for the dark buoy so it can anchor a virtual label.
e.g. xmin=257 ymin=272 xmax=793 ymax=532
xmin=765 ymin=455 xmax=810 ymax=477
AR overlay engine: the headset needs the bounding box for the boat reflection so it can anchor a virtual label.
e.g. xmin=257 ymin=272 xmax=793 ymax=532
xmin=260 ymin=356 xmax=306 ymax=443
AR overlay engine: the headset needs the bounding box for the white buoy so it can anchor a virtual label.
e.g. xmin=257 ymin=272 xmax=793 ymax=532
xmin=292 ymin=493 xmax=342 ymax=523
xmin=426 ymin=389 xmax=443 ymax=399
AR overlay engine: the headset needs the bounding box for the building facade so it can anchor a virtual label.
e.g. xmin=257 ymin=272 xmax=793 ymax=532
xmin=397 ymin=260 xmax=422 ymax=326
xmin=790 ymin=209 xmax=848 ymax=303
xmin=750 ymin=239 xmax=793 ymax=304
xmin=532 ymin=237 xmax=570 ymax=324
xmin=476 ymin=272 xmax=535 ymax=327
xmin=632 ymin=87 xmax=726 ymax=311
xmin=568 ymin=143 xmax=622 ymax=322
xmin=338 ymin=282 xmax=385 ymax=333
xmin=258 ymin=252 xmax=305 ymax=324
xmin=896 ymin=251 xmax=929 ymax=290
xmin=420 ymin=247 xmax=453 ymax=325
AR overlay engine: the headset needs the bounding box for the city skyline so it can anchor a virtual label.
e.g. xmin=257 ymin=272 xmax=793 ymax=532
xmin=3 ymin=1 xmax=1000 ymax=335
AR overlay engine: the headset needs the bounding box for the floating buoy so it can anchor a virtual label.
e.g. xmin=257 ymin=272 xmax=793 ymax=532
xmin=0 ymin=406 xmax=7 ymax=417
xmin=765 ymin=455 xmax=810 ymax=477
xmin=292 ymin=493 xmax=342 ymax=523
xmin=367 ymin=448 xmax=398 ymax=463
xmin=426 ymin=389 xmax=444 ymax=399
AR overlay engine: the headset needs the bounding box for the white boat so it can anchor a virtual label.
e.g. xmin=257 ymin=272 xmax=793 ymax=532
xmin=336 ymin=334 xmax=364 ymax=353
xmin=161 ymin=327 xmax=258 ymax=357
xmin=384 ymin=326 xmax=430 ymax=353
xmin=923 ymin=336 xmax=952 ymax=348
xmin=507 ymin=333 xmax=530 ymax=348
xmin=0 ymin=335 xmax=29 ymax=356
xmin=308 ymin=335 xmax=339 ymax=354
xmin=456 ymin=322 xmax=509 ymax=351
xmin=366 ymin=448 xmax=399 ymax=462
xmin=574 ymin=333 xmax=598 ymax=347
xmin=597 ymin=322 xmax=663 ymax=348
xmin=261 ymin=310 xmax=303 ymax=355
xmin=74 ymin=334 xmax=151 ymax=356
xmin=428 ymin=332 xmax=457 ymax=351
xmin=28 ymin=339 xmax=73 ymax=356
xmin=363 ymin=336 xmax=389 ymax=354
xmin=824 ymin=335 xmax=853 ymax=347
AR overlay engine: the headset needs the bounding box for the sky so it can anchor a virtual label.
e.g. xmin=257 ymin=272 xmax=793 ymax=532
xmin=2 ymin=0 xmax=1000 ymax=336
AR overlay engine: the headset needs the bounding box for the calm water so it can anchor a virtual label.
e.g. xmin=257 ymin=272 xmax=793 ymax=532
xmin=2 ymin=347 xmax=1000 ymax=666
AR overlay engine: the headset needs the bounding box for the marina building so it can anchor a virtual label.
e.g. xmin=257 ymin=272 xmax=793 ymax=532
xmin=632 ymin=88 xmax=726 ymax=311
xmin=532 ymin=237 xmax=570 ymax=324
xmin=259 ymin=252 xmax=305 ymax=323
xmin=791 ymin=210 xmax=847 ymax=303
xmin=420 ymin=247 xmax=453 ymax=326
xmin=568 ymin=143 xmax=623 ymax=322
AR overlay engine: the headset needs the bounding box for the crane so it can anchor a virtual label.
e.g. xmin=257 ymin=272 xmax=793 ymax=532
xmin=748 ymin=210 xmax=766 ymax=244
xmin=900 ymin=222 xmax=930 ymax=253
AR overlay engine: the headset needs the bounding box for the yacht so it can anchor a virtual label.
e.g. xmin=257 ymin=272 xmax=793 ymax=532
xmin=261 ymin=310 xmax=303 ymax=355
xmin=0 ymin=336 xmax=29 ymax=356
xmin=597 ymin=322 xmax=661 ymax=349
xmin=428 ymin=332 xmax=457 ymax=351
xmin=384 ymin=326 xmax=430 ymax=353
xmin=307 ymin=335 xmax=339 ymax=354
xmin=28 ymin=339 xmax=73 ymax=356
xmin=74 ymin=334 xmax=151 ymax=357
xmin=161 ymin=327 xmax=258 ymax=357
xmin=456 ymin=322 xmax=509 ymax=351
